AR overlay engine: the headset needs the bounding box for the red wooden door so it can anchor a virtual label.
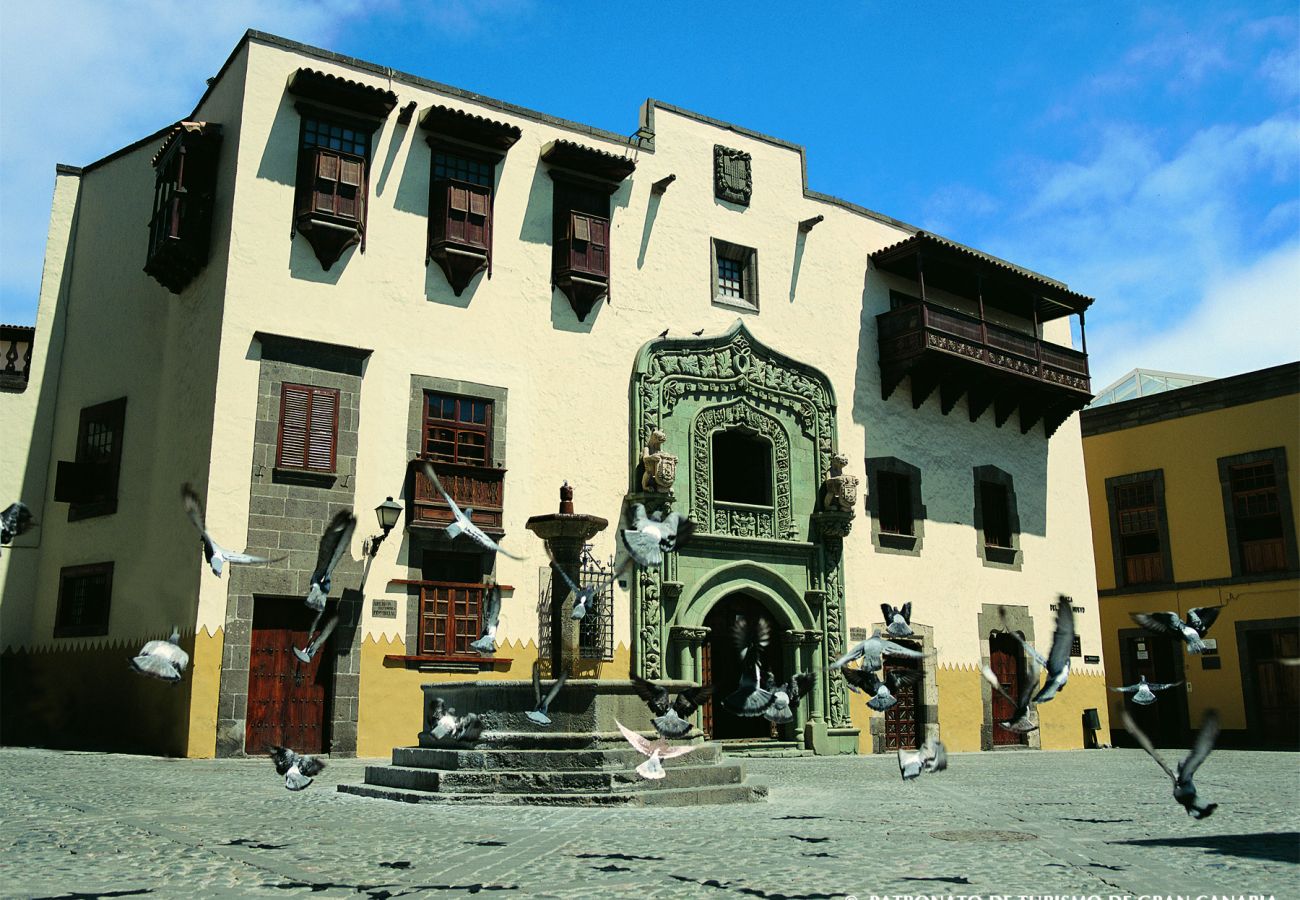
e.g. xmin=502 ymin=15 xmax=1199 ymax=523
xmin=1248 ymin=628 xmax=1300 ymax=745
xmin=246 ymin=598 xmax=334 ymax=755
xmin=883 ymin=649 xmax=922 ymax=750
xmin=989 ymin=633 xmax=1026 ymax=746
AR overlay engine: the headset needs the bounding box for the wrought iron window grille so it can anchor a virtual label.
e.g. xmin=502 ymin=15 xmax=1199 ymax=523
xmin=537 ymin=544 xmax=615 ymax=661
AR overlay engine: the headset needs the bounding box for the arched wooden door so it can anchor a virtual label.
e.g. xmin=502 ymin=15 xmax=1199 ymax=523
xmin=989 ymin=631 xmax=1027 ymax=746
xmin=245 ymin=597 xmax=335 ymax=755
xmin=702 ymin=593 xmax=780 ymax=740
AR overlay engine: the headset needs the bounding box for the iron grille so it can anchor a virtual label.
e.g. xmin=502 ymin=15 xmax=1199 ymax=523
xmin=537 ymin=544 xmax=615 ymax=661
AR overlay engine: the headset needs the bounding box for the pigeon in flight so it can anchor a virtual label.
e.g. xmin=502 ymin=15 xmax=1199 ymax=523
xmin=526 ymin=660 xmax=568 ymax=726
xmin=620 ymin=503 xmax=697 ymax=568
xmin=1 ymin=501 xmax=36 ymax=552
xmin=1131 ymin=607 xmax=1222 ymax=654
xmin=898 ymin=737 xmax=947 ymax=780
xmin=630 ymin=671 xmax=712 ymax=738
xmin=182 ymin=484 xmax=281 ymax=577
xmin=842 ymin=666 xmax=922 ymax=711
xmin=293 ymin=613 xmax=338 ymax=664
xmin=1123 ymin=709 xmax=1221 ymax=819
xmin=470 ymin=582 xmax=502 ymax=654
xmin=881 ymin=602 xmax=913 ymax=637
xmin=722 ymin=614 xmax=776 ymax=717
xmin=761 ymin=671 xmax=816 ymax=724
xmin=129 ymin=628 xmax=190 ymax=683
xmin=306 ymin=509 xmax=357 ymax=612
xmin=419 ymin=461 xmax=523 ymax=559
xmin=546 ymin=546 xmax=598 ymax=621
xmin=980 ymin=653 xmax=1039 ymax=734
xmin=1110 ymin=674 xmax=1183 ymax=706
xmin=1002 ymin=599 xmax=1074 ymax=703
xmin=428 ymin=697 xmax=485 ymax=743
xmin=829 ymin=629 xmax=925 ymax=671
xmin=615 ymin=719 xmax=696 ymax=779
xmin=269 ymin=745 xmax=326 ymax=791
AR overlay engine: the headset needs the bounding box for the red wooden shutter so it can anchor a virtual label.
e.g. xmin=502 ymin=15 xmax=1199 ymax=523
xmin=314 ymin=151 xmax=340 ymax=214
xmin=466 ymin=186 xmax=489 ymax=249
xmin=588 ymin=215 xmax=608 ymax=277
xmin=278 ymin=384 xmax=310 ymax=468
xmin=278 ymin=384 xmax=338 ymax=472
xmin=447 ymin=184 xmax=469 ymax=243
xmin=568 ymin=212 xmax=608 ymax=276
xmin=338 ymin=157 xmax=363 ymax=220
xmin=306 ymin=388 xmax=338 ymax=471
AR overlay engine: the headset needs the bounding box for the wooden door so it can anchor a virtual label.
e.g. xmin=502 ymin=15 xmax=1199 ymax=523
xmin=989 ymin=633 xmax=1026 ymax=746
xmin=1119 ymin=631 xmax=1187 ymax=746
xmin=246 ymin=598 xmax=334 ymax=755
xmin=1247 ymin=627 xmax=1300 ymax=746
xmin=883 ymin=647 xmax=922 ymax=750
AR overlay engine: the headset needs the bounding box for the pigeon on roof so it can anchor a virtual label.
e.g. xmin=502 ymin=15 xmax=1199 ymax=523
xmin=615 ymin=720 xmax=696 ymax=780
xmin=881 ymin=602 xmax=913 ymax=637
xmin=305 ymin=509 xmax=357 ymax=612
xmin=1131 ymin=607 xmax=1222 ymax=654
xmin=630 ymin=672 xmax=712 ymax=738
xmin=1110 ymin=674 xmax=1183 ymax=706
xmin=183 ymin=484 xmax=282 ymax=577
xmin=269 ymin=746 xmax=326 ymax=791
xmin=1123 ymin=709 xmax=1221 ymax=819
xmin=129 ymin=628 xmax=189 ymax=683
xmin=419 ymin=460 xmax=523 ymax=559
xmin=470 ymin=582 xmax=502 ymax=654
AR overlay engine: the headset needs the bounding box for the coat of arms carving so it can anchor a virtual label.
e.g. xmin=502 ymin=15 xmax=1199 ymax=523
xmin=714 ymin=145 xmax=752 ymax=206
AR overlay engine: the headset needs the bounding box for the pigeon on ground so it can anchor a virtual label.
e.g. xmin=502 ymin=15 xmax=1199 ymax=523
xmin=980 ymin=651 xmax=1039 ymax=734
xmin=470 ymin=582 xmax=502 ymax=654
xmin=898 ymin=737 xmax=947 ymax=780
xmin=1131 ymin=607 xmax=1222 ymax=654
xmin=1002 ymin=599 xmax=1074 ymax=703
xmin=269 ymin=745 xmax=326 ymax=791
xmin=182 ymin=484 xmax=281 ymax=577
xmin=428 ymin=697 xmax=485 ymax=743
xmin=1 ymin=501 xmax=36 ymax=550
xmin=842 ymin=666 xmax=922 ymax=711
xmin=1110 ymin=674 xmax=1183 ymax=706
xmin=829 ymin=629 xmax=925 ymax=671
xmin=615 ymin=719 xmax=695 ymax=779
xmin=546 ymin=547 xmax=598 ymax=621
xmin=761 ymin=671 xmax=816 ymax=724
xmin=305 ymin=509 xmax=357 ymax=612
xmin=1123 ymin=709 xmax=1221 ymax=819
xmin=722 ymin=615 xmax=776 ymax=717
xmin=630 ymin=672 xmax=712 ymax=738
xmin=419 ymin=461 xmax=523 ymax=559
xmin=881 ymin=602 xmax=913 ymax=637
xmin=129 ymin=628 xmax=190 ymax=683
xmin=620 ymin=503 xmax=697 ymax=568
xmin=526 ymin=660 xmax=568 ymax=726
xmin=293 ymin=613 xmax=338 ymax=664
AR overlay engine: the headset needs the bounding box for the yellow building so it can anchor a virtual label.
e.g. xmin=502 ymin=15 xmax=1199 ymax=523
xmin=1082 ymin=362 xmax=1300 ymax=747
xmin=2 ymin=31 xmax=1108 ymax=760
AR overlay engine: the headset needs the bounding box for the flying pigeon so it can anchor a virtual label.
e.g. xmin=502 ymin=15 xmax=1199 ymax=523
xmin=470 ymin=582 xmax=502 ymax=654
xmin=182 ymin=484 xmax=281 ymax=577
xmin=526 ymin=660 xmax=568 ymax=726
xmin=1110 ymin=674 xmax=1183 ymax=706
xmin=722 ymin=615 xmax=776 ymax=717
xmin=305 ymin=509 xmax=357 ymax=612
xmin=761 ymin=671 xmax=816 ymax=724
xmin=630 ymin=672 xmax=712 ymax=738
xmin=1 ymin=501 xmax=36 ymax=550
xmin=829 ymin=629 xmax=925 ymax=671
xmin=615 ymin=719 xmax=695 ymax=779
xmin=898 ymin=737 xmax=947 ymax=780
xmin=881 ymin=602 xmax=913 ymax=637
xmin=419 ymin=461 xmax=523 ymax=559
xmin=1123 ymin=709 xmax=1221 ymax=819
xmin=1131 ymin=607 xmax=1222 ymax=654
xmin=293 ymin=613 xmax=338 ymax=664
xmin=428 ymin=697 xmax=485 ymax=743
xmin=129 ymin=628 xmax=190 ymax=683
xmin=620 ymin=503 xmax=697 ymax=569
xmin=980 ymin=653 xmax=1040 ymax=734
xmin=1002 ymin=599 xmax=1074 ymax=703
xmin=269 ymin=745 xmax=326 ymax=791
xmin=546 ymin=546 xmax=598 ymax=621
xmin=842 ymin=666 xmax=922 ymax=711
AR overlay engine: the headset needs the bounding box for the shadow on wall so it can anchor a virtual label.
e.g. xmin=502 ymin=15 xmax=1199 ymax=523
xmin=850 ymin=264 xmax=1049 ymax=540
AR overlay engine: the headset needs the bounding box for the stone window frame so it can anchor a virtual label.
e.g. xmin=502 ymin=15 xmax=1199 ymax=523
xmin=711 ymin=238 xmax=759 ymax=312
xmin=1104 ymin=469 xmax=1174 ymax=589
xmin=1217 ymin=447 xmax=1299 ymax=578
xmin=68 ymin=397 xmax=128 ymax=521
xmin=973 ymin=464 xmax=1022 ymax=570
xmin=53 ymin=561 xmax=114 ymax=638
xmin=865 ymin=456 xmax=926 ymax=555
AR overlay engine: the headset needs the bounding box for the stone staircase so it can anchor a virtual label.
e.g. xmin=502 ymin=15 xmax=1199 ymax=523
xmin=720 ymin=739 xmax=815 ymax=758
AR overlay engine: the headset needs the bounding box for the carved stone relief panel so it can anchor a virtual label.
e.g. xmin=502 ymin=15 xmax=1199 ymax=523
xmin=691 ymin=401 xmax=792 ymax=540
xmin=714 ymin=145 xmax=752 ymax=206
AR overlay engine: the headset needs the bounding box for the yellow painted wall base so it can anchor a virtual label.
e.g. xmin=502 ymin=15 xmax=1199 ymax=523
xmin=184 ymin=626 xmax=224 ymax=758
xmin=937 ymin=663 xmax=985 ymax=752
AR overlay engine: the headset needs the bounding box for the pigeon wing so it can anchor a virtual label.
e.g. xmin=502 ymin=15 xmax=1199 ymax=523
xmin=419 ymin=461 xmax=459 ymax=514
xmin=543 ymin=671 xmax=568 ymax=708
xmin=879 ymin=639 xmax=925 ymax=660
xmin=1110 ymin=685 xmax=1139 ymax=693
xmin=886 ymin=669 xmax=923 ymax=692
xmin=659 ymin=744 xmax=696 ymax=761
xmin=312 ymin=510 xmax=357 ymax=585
xmin=901 ymin=601 xmax=912 ymax=623
xmin=1187 ymin=606 xmax=1221 ymax=637
xmin=475 ymin=529 xmax=525 ymax=560
xmin=1045 ymin=598 xmax=1076 ymax=675
xmin=223 ymin=550 xmax=282 ymax=565
xmin=880 ymin=603 xmax=895 ymax=624
xmin=788 ymin=671 xmax=816 ymax=706
xmin=621 ymin=527 xmax=663 ymax=568
xmin=531 ymin=660 xmax=544 ymax=707
xmin=1148 ymin=680 xmax=1183 ymax=691
xmin=840 ymin=666 xmax=879 ymax=693
xmin=269 ymin=746 xmax=297 ymax=776
xmin=1179 ymin=710 xmax=1220 ymax=781
xmin=673 ymin=685 xmax=712 ymax=718
xmin=979 ymin=664 xmax=1017 ymax=705
xmin=297 ymin=755 xmax=327 ymax=777
xmin=616 ymin=719 xmax=657 ymax=757
xmin=630 ymin=672 xmax=672 ymax=716
xmin=1131 ymin=612 xmax=1183 ymax=635
xmin=182 ymin=485 xmax=218 ymax=559
xmin=546 ymin=548 xmax=581 ymax=595
xmin=1120 ymin=711 xmax=1175 ymax=780
xmin=482 ymin=583 xmax=502 ymax=631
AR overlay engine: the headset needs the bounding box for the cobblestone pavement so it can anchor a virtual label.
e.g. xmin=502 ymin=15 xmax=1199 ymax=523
xmin=1 ymin=746 xmax=1296 ymax=899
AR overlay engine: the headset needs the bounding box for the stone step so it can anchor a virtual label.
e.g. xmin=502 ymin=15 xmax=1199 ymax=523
xmin=728 ymin=749 xmax=815 ymax=758
xmin=363 ymin=761 xmax=743 ymax=794
xmin=719 ymin=740 xmax=812 ymax=758
xmin=338 ymin=781 xmax=768 ymax=807
xmin=393 ymin=743 xmax=722 ymax=772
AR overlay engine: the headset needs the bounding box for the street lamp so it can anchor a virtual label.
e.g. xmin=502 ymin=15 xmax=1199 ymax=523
xmin=366 ymin=496 xmax=404 ymax=557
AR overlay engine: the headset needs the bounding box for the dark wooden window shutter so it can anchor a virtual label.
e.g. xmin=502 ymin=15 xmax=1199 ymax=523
xmin=300 ymin=149 xmax=365 ymax=222
xmin=277 ymin=383 xmax=339 ymax=472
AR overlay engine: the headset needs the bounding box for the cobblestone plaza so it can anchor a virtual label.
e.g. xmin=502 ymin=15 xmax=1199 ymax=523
xmin=2 ymin=747 xmax=1296 ymax=899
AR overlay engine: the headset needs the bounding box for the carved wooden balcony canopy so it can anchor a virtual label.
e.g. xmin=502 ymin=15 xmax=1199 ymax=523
xmin=286 ymin=67 xmax=398 ymax=120
xmin=151 ymin=121 xmax=222 ymax=167
xmin=540 ymin=139 xmax=636 ymax=186
xmin=419 ymin=105 xmax=521 ymax=152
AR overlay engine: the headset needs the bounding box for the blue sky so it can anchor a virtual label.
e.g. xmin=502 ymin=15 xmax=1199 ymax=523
xmin=1 ymin=1 xmax=1296 ymax=389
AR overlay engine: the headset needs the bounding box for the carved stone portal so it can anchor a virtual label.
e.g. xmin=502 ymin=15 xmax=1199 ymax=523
xmin=641 ymin=429 xmax=678 ymax=492
xmin=821 ymin=451 xmax=860 ymax=512
xmin=714 ymin=145 xmax=752 ymax=206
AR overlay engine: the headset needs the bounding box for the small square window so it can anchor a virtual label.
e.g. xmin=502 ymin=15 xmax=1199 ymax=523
xmin=711 ymin=239 xmax=758 ymax=310
xmin=55 ymin=562 xmax=114 ymax=637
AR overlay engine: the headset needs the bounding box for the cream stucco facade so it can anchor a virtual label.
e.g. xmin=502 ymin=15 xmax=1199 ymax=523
xmin=1 ymin=31 xmax=1106 ymax=759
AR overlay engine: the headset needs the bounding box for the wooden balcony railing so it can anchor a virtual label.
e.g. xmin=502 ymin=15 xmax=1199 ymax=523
xmin=0 ymin=324 xmax=34 ymax=391
xmin=1242 ymin=538 xmax=1287 ymax=574
xmin=410 ymin=457 xmax=505 ymax=531
xmin=1123 ymin=553 xmax=1166 ymax=585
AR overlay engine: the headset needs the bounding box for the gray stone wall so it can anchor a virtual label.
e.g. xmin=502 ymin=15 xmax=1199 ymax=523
xmin=215 ymin=334 xmax=370 ymax=758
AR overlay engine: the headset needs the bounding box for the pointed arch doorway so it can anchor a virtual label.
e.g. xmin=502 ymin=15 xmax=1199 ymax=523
xmin=702 ymin=592 xmax=783 ymax=741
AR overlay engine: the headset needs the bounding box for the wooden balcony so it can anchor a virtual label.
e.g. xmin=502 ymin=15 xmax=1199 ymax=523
xmin=0 ymin=324 xmax=34 ymax=391
xmin=877 ymin=300 xmax=1092 ymax=436
xmin=409 ymin=457 xmax=505 ymax=534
